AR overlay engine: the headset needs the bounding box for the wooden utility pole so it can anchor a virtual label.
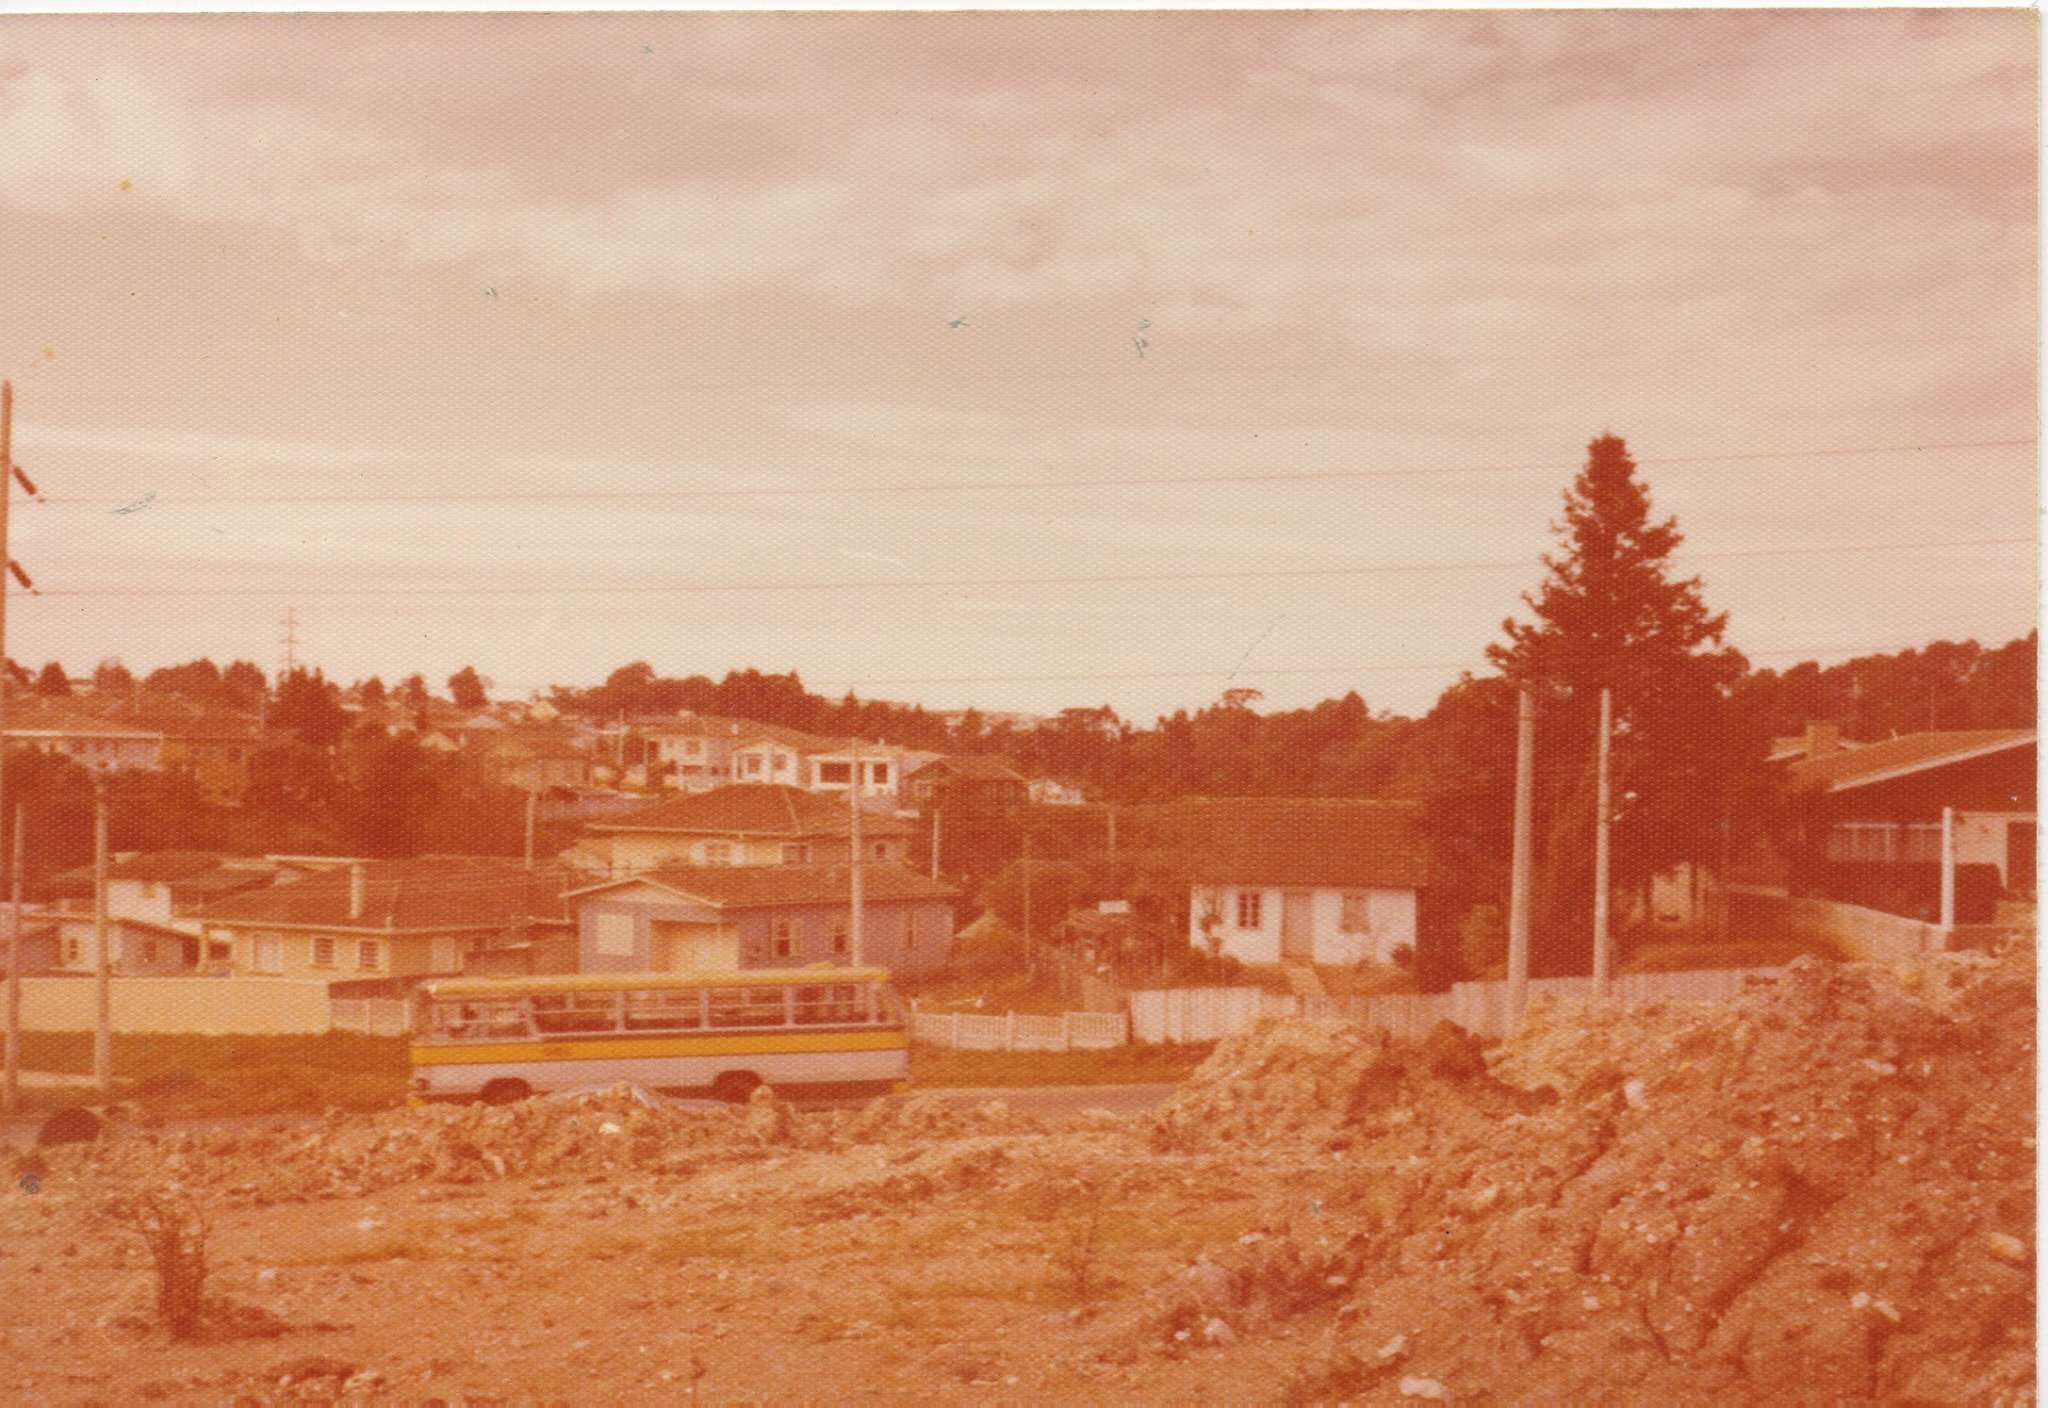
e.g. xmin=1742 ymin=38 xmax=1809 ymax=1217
xmin=1021 ymin=827 xmax=1034 ymax=976
xmin=1506 ymin=688 xmax=1535 ymax=1031
xmin=94 ymin=776 xmax=111 ymax=1093
xmin=0 ymin=382 xmax=12 ymax=1114
xmin=1939 ymin=805 xmax=1957 ymax=943
xmin=848 ymin=738 xmax=864 ymax=965
xmin=929 ymin=807 xmax=941 ymax=881
xmin=1592 ymin=687 xmax=1613 ymax=1000
xmin=524 ymin=789 xmax=538 ymax=871
xmin=3 ymin=807 xmax=18 ymax=1114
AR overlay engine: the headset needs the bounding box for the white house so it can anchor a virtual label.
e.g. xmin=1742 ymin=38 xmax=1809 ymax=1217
xmin=1185 ymin=799 xmax=1426 ymax=966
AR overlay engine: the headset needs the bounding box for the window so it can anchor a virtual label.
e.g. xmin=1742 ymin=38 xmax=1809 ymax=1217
xmin=781 ymin=842 xmax=812 ymax=864
xmin=437 ymin=999 xmax=531 ymax=1040
xmin=771 ymin=752 xmax=789 ymax=773
xmin=870 ymin=763 xmax=889 ymax=786
xmin=358 ymin=940 xmax=382 ymax=971
xmin=624 ymin=988 xmax=704 ymax=1031
xmin=62 ymin=937 xmax=81 ymax=966
xmin=684 ymin=739 xmax=702 ymax=758
xmin=742 ymin=755 xmax=763 ymax=777
xmin=904 ymin=912 xmax=921 ymax=952
xmin=793 ymin=983 xmax=869 ymax=1025
xmin=206 ymin=939 xmax=231 ymax=964
xmin=1340 ymin=894 xmax=1373 ymax=934
xmin=312 ymin=936 xmax=337 ymax=968
xmin=818 ymin=761 xmax=851 ymax=785
xmin=707 ymin=986 xmax=788 ymax=1028
xmin=704 ymin=842 xmax=734 ymax=866
xmin=873 ymin=841 xmax=890 ymax=861
xmin=138 ymin=939 xmax=159 ymax=965
xmin=830 ymin=920 xmax=849 ymax=955
xmin=1236 ymin=891 xmax=1263 ymax=929
xmin=593 ymin=911 xmax=636 ymax=958
xmin=772 ymin=918 xmax=795 ymax=959
xmin=531 ymin=991 xmax=621 ymax=1034
xmin=254 ymin=936 xmax=284 ymax=974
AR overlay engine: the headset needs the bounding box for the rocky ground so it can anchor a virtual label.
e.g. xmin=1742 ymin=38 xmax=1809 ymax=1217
xmin=1 ymin=944 xmax=2034 ymax=1404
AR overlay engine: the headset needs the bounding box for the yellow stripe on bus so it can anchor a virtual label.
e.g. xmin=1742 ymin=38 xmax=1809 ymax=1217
xmin=411 ymin=1029 xmax=909 ymax=1067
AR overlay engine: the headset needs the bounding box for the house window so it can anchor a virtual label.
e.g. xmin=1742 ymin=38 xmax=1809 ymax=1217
xmin=62 ymin=937 xmax=81 ymax=966
xmin=873 ymin=841 xmax=889 ymax=861
xmin=772 ymin=918 xmax=794 ymax=960
xmin=742 ymin=755 xmax=762 ymax=777
xmin=771 ymin=752 xmax=789 ymax=773
xmin=870 ymin=763 xmax=889 ymax=786
xmin=358 ymin=940 xmax=382 ymax=971
xmin=138 ymin=939 xmax=158 ymax=965
xmin=206 ymin=939 xmax=231 ymax=964
xmin=312 ymin=936 xmax=337 ymax=968
xmin=593 ymin=911 xmax=636 ymax=958
xmin=253 ymin=936 xmax=283 ymax=974
xmin=781 ymin=842 xmax=811 ymax=864
xmin=704 ymin=842 xmax=734 ymax=866
xmin=1340 ymin=894 xmax=1373 ymax=934
xmin=904 ymin=912 xmax=921 ymax=952
xmin=684 ymin=739 xmax=702 ymax=758
xmin=830 ymin=920 xmax=849 ymax=955
xmin=1236 ymin=891 xmax=1263 ymax=929
xmin=818 ymin=761 xmax=851 ymax=785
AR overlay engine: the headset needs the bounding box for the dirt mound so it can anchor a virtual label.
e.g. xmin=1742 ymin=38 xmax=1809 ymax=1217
xmin=1192 ymin=946 xmax=2038 ymax=1403
xmin=834 ymin=1093 xmax=1044 ymax=1145
xmin=1147 ymin=1017 xmax=1545 ymax=1152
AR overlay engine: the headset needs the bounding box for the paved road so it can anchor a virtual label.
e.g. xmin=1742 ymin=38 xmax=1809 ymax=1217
xmin=2 ymin=1080 xmax=1177 ymax=1143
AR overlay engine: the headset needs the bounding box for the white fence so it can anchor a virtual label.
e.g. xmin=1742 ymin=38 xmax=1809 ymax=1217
xmin=910 ymin=1007 xmax=1130 ymax=1051
xmin=329 ymin=997 xmax=413 ymax=1038
xmin=1130 ymin=966 xmax=1787 ymax=1045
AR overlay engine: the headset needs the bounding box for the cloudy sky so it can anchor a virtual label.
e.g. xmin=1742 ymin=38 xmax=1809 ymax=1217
xmin=0 ymin=11 xmax=2035 ymax=722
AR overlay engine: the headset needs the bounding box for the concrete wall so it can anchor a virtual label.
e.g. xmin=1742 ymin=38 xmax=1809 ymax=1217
xmin=1189 ymin=885 xmax=1418 ymax=965
xmin=15 ymin=975 xmax=336 ymax=1035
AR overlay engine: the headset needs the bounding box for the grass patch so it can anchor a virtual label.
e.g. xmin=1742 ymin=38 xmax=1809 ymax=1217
xmin=18 ymin=1030 xmax=408 ymax=1118
xmin=910 ymin=1040 xmax=1214 ymax=1089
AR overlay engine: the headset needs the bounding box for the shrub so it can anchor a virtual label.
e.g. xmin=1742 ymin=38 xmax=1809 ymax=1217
xmin=99 ymin=1191 xmax=212 ymax=1339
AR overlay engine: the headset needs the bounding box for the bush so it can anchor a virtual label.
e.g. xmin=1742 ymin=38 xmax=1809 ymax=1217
xmin=99 ymin=1191 xmax=212 ymax=1340
xmin=1458 ymin=904 xmax=1506 ymax=978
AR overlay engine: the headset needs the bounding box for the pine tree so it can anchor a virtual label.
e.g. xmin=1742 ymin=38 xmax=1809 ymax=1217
xmin=1485 ymin=434 xmax=1756 ymax=975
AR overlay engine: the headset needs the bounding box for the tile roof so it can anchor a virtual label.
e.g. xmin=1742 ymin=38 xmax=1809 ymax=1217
xmin=575 ymin=862 xmax=958 ymax=910
xmin=196 ymin=857 xmax=573 ymax=932
xmin=588 ymin=782 xmax=911 ymax=838
xmin=1149 ymin=798 xmax=1428 ymax=891
xmin=1787 ymin=730 xmax=2036 ymax=793
xmin=911 ymin=754 xmax=1027 ymax=784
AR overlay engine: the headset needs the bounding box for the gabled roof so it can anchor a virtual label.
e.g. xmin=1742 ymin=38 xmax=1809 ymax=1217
xmin=1164 ymin=798 xmax=1428 ymax=891
xmin=587 ymin=782 xmax=910 ymax=838
xmin=569 ymin=862 xmax=957 ymax=910
xmin=1787 ymin=730 xmax=2036 ymax=794
xmin=909 ymin=754 xmax=1027 ymax=785
xmin=196 ymin=857 xmax=573 ymax=933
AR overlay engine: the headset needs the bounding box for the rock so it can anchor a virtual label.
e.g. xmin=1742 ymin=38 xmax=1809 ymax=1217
xmin=1202 ymin=1317 xmax=1237 ymax=1346
xmin=1622 ymin=1078 xmax=1648 ymax=1110
xmin=1984 ymin=1231 xmax=2028 ymax=1265
xmin=1377 ymin=1333 xmax=1409 ymax=1360
xmin=36 ymin=1107 xmax=102 ymax=1148
xmin=1400 ymin=1376 xmax=1450 ymax=1401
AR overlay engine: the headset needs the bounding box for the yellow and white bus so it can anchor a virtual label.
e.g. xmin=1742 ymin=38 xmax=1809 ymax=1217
xmin=409 ymin=967 xmax=909 ymax=1105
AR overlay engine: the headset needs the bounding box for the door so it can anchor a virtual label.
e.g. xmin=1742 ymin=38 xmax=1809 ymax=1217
xmin=1281 ymin=891 xmax=1315 ymax=961
xmin=2007 ymin=821 xmax=2036 ymax=898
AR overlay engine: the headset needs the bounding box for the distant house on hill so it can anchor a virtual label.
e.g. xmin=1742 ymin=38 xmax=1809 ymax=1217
xmin=906 ymin=754 xmax=1029 ymax=811
xmin=565 ymin=863 xmax=957 ymax=977
xmin=578 ymin=782 xmax=911 ymax=875
xmin=5 ymin=710 xmax=165 ymax=772
xmin=1177 ymin=799 xmax=1427 ymax=966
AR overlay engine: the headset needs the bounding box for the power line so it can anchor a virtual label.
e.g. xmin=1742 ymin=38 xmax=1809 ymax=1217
xmin=36 ymin=437 xmax=2035 ymax=508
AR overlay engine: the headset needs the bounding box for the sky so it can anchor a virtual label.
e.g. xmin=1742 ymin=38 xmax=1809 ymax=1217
xmin=0 ymin=11 xmax=2036 ymax=724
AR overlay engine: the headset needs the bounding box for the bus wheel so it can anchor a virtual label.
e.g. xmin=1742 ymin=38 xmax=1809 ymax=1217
xmin=478 ymin=1078 xmax=532 ymax=1106
xmin=710 ymin=1072 xmax=761 ymax=1105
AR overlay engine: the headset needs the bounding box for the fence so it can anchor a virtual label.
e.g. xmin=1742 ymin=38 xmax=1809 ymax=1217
xmin=1130 ymin=966 xmax=1788 ymax=1045
xmin=909 ymin=1006 xmax=1130 ymax=1051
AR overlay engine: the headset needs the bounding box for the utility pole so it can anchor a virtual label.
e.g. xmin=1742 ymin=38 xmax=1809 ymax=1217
xmin=0 ymin=381 xmax=11 ymax=1116
xmin=3 ymin=807 xmax=19 ymax=1114
xmin=1021 ymin=827 xmax=1034 ymax=977
xmin=1939 ymin=805 xmax=1957 ymax=945
xmin=279 ymin=606 xmax=299 ymax=677
xmin=1592 ymin=687 xmax=1613 ymax=1001
xmin=929 ymin=807 xmax=941 ymax=881
xmin=848 ymin=737 xmax=864 ymax=965
xmin=524 ymin=789 xmax=538 ymax=871
xmin=94 ymin=775 xmax=111 ymax=1094
xmin=1106 ymin=806 xmax=1117 ymax=864
xmin=1506 ymin=688 xmax=1535 ymax=1032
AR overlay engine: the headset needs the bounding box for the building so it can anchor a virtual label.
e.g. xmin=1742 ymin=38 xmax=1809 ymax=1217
xmin=566 ymin=863 xmax=958 ymax=977
xmin=5 ymin=711 xmax=166 ymax=772
xmin=906 ymin=754 xmax=1030 ymax=811
xmin=1181 ymin=799 xmax=1426 ymax=966
xmin=193 ymin=857 xmax=573 ymax=982
xmin=1784 ymin=727 xmax=2036 ymax=921
xmin=39 ymin=851 xmax=287 ymax=938
xmin=578 ymin=782 xmax=911 ymax=875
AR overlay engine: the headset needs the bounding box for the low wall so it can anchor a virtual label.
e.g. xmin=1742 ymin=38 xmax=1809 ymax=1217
xmin=1728 ymin=891 xmax=1941 ymax=962
xmin=13 ymin=975 xmax=338 ymax=1035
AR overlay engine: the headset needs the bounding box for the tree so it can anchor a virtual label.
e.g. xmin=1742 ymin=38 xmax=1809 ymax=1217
xmin=1483 ymin=433 xmax=1754 ymax=976
xmin=93 ymin=659 xmax=135 ymax=696
xmin=270 ymin=668 xmax=349 ymax=750
xmin=447 ymin=666 xmax=490 ymax=710
xmin=222 ymin=660 xmax=267 ymax=707
xmin=358 ymin=676 xmax=386 ymax=708
xmin=34 ymin=661 xmax=70 ymax=697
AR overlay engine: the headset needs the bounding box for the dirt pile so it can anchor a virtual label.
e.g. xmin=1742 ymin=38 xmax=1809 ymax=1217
xmin=1131 ymin=946 xmax=2036 ymax=1403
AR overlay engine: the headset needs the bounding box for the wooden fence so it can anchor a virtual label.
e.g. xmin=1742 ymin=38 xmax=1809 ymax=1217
xmin=909 ymin=1006 xmax=1130 ymax=1051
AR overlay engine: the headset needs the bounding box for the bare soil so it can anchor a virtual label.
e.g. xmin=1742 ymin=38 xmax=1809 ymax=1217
xmin=2 ymin=945 xmax=2033 ymax=1404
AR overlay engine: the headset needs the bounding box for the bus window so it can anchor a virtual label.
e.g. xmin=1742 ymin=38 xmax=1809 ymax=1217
xmin=624 ymin=988 xmax=705 ymax=1032
xmin=707 ymin=985 xmax=788 ymax=1028
xmin=531 ymin=991 xmax=621 ymax=1035
xmin=793 ymin=983 xmax=868 ymax=1025
xmin=434 ymin=999 xmax=532 ymax=1041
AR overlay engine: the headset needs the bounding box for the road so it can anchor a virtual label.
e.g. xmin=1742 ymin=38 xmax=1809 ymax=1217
xmin=3 ymin=1081 xmax=1177 ymax=1143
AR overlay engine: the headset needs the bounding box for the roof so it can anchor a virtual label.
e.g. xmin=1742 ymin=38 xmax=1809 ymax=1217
xmin=910 ymin=754 xmax=1027 ymax=785
xmin=196 ymin=857 xmax=573 ymax=932
xmin=569 ymin=862 xmax=958 ymax=910
xmin=1787 ymin=730 xmax=2036 ymax=794
xmin=1163 ymin=798 xmax=1428 ymax=891
xmin=586 ymin=782 xmax=911 ymax=838
xmin=4 ymin=708 xmax=164 ymax=739
xmin=423 ymin=965 xmax=896 ymax=999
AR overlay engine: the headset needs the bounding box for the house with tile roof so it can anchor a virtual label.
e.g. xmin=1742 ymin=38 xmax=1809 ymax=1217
xmin=565 ymin=863 xmax=958 ymax=977
xmin=5 ymin=709 xmax=166 ymax=772
xmin=40 ymin=850 xmax=287 ymax=941
xmin=1781 ymin=726 xmax=2035 ymax=920
xmin=579 ymin=782 xmax=911 ymax=874
xmin=193 ymin=856 xmax=574 ymax=982
xmin=1174 ymin=798 xmax=1427 ymax=966
xmin=905 ymin=754 xmax=1029 ymax=811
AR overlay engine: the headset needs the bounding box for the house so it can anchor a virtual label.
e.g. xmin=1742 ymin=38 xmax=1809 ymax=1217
xmin=906 ymin=754 xmax=1029 ymax=811
xmin=193 ymin=857 xmax=573 ymax=982
xmin=1181 ymin=799 xmax=1426 ymax=966
xmin=484 ymin=730 xmax=593 ymax=793
xmin=1029 ymin=778 xmax=1087 ymax=806
xmin=578 ymin=782 xmax=911 ymax=875
xmin=1784 ymin=726 xmax=2036 ymax=921
xmin=39 ymin=850 xmax=286 ymax=937
xmin=43 ymin=911 xmax=198 ymax=975
xmin=161 ymin=723 xmax=260 ymax=805
xmin=644 ymin=714 xmax=745 ymax=791
xmin=565 ymin=862 xmax=958 ymax=977
xmin=803 ymin=741 xmax=920 ymax=806
xmin=5 ymin=710 xmax=166 ymax=772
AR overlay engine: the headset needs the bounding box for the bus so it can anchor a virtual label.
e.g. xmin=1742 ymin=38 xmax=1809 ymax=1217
xmin=409 ymin=967 xmax=909 ymax=1105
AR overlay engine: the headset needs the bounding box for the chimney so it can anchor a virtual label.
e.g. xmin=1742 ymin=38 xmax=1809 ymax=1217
xmin=349 ymin=862 xmax=367 ymax=921
xmin=1804 ymin=721 xmax=1842 ymax=760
